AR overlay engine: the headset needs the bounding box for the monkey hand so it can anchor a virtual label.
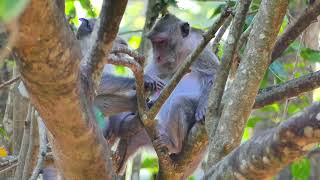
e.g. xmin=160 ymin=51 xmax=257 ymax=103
xmin=195 ymin=104 xmax=206 ymax=123
xmin=195 ymin=79 xmax=213 ymax=122
xmin=143 ymin=75 xmax=165 ymax=92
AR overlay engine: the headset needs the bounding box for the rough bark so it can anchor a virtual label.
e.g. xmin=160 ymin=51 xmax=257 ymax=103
xmin=14 ymin=0 xmax=126 ymax=178
xmin=206 ymin=0 xmax=251 ymax=142
xmin=254 ymin=70 xmax=320 ymax=109
xmin=207 ymin=0 xmax=289 ymax=166
xmin=12 ymin=69 xmax=29 ymax=155
xmin=22 ymin=108 xmax=38 ymax=180
xmin=203 ymin=102 xmax=320 ymax=179
xmin=14 ymin=104 xmax=32 ymax=180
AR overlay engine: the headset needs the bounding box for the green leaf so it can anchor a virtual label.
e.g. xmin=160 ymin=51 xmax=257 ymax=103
xmin=115 ymin=66 xmax=126 ymax=76
xmin=141 ymin=157 xmax=159 ymax=174
xmin=79 ymin=0 xmax=97 ymax=18
xmin=241 ymin=127 xmax=251 ymax=142
xmin=260 ymin=104 xmax=280 ymax=113
xmin=247 ymin=116 xmax=262 ymax=128
xmin=269 ymin=61 xmax=288 ymax=82
xmin=128 ymin=35 xmax=141 ymax=49
xmin=300 ymin=48 xmax=320 ymax=63
xmin=0 ymin=126 xmax=9 ymax=140
xmin=0 ymin=0 xmax=29 ymax=22
xmin=209 ymin=4 xmax=224 ymax=19
xmin=93 ymin=106 xmax=105 ymax=129
xmin=291 ymin=158 xmax=311 ymax=180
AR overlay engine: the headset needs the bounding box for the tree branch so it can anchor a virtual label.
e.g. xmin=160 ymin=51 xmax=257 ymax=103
xmin=15 ymin=0 xmax=119 ymax=178
xmin=254 ymin=70 xmax=320 ymax=109
xmin=211 ymin=16 xmax=233 ymax=53
xmin=271 ymin=1 xmax=320 ymax=62
xmin=0 ymin=76 xmax=20 ymax=90
xmin=206 ymin=0 xmax=251 ymax=145
xmin=203 ymin=102 xmax=320 ymax=179
xmin=207 ymin=0 xmax=289 ymax=166
xmin=30 ymin=117 xmax=47 ymax=180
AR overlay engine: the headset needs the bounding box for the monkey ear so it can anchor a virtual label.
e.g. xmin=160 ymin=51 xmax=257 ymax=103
xmin=180 ymin=22 xmax=190 ymax=38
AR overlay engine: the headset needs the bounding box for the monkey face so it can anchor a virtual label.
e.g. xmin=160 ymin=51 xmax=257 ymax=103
xmin=147 ymin=13 xmax=191 ymax=72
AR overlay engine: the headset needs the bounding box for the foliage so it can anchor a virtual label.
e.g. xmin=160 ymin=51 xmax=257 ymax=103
xmin=141 ymin=156 xmax=159 ymax=175
xmin=0 ymin=0 xmax=29 ymax=22
xmin=290 ymin=158 xmax=311 ymax=180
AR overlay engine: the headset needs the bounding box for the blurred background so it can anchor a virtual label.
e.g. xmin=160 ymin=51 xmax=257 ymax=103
xmin=0 ymin=0 xmax=319 ymax=179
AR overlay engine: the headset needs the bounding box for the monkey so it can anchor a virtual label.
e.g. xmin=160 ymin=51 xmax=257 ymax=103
xmin=76 ymin=18 xmax=165 ymax=117
xmin=105 ymin=14 xmax=220 ymax=177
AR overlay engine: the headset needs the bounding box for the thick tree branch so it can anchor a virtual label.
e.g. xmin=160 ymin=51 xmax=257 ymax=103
xmin=271 ymin=1 xmax=320 ymax=62
xmin=254 ymin=70 xmax=320 ymax=109
xmin=204 ymin=102 xmax=320 ymax=180
xmin=207 ymin=0 xmax=289 ymax=166
xmin=84 ymin=0 xmax=128 ymax=76
xmin=206 ymin=0 xmax=251 ymax=144
xmin=15 ymin=0 xmax=119 ymax=178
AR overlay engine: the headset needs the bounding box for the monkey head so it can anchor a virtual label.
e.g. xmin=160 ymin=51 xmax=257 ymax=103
xmin=146 ymin=14 xmax=191 ymax=73
xmin=76 ymin=18 xmax=97 ymax=40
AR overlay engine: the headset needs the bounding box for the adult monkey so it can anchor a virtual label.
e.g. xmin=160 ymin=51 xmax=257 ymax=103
xmin=76 ymin=18 xmax=165 ymax=117
xmin=105 ymin=14 xmax=220 ymax=178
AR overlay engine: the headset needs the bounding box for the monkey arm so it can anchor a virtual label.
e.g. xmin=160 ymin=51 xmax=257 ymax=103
xmin=195 ymin=77 xmax=214 ymax=122
xmin=97 ymin=73 xmax=136 ymax=95
xmin=94 ymin=94 xmax=137 ymax=116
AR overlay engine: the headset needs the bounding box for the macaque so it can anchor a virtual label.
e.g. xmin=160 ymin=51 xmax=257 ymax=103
xmin=76 ymin=18 xmax=165 ymax=116
xmin=105 ymin=14 xmax=220 ymax=178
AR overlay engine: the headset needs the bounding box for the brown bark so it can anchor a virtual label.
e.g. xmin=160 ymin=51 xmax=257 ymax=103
xmin=204 ymin=102 xmax=320 ymax=179
xmin=254 ymin=70 xmax=320 ymax=109
xmin=207 ymin=0 xmax=289 ymax=166
xmin=14 ymin=0 xmax=126 ymax=178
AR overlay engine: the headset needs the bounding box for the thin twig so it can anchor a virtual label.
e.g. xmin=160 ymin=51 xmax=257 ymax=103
xmin=111 ymin=47 xmax=145 ymax=66
xmin=0 ymin=162 xmax=18 ymax=174
xmin=30 ymin=117 xmax=47 ymax=180
xmin=281 ymin=33 xmax=303 ymax=120
xmin=22 ymin=106 xmax=35 ymax=180
xmin=0 ymin=76 xmax=20 ymax=90
xmin=14 ymin=103 xmax=32 ymax=180
xmin=205 ymin=0 xmax=251 ymax=140
xmin=271 ymin=1 xmax=320 ymax=62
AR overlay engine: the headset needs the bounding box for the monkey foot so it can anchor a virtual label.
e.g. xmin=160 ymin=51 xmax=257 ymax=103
xmin=154 ymin=134 xmax=180 ymax=154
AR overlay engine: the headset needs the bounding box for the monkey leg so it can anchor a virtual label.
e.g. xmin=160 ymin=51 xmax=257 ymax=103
xmin=94 ymin=94 xmax=137 ymax=116
xmin=104 ymin=113 xmax=144 ymax=144
xmin=113 ymin=130 xmax=151 ymax=175
xmin=155 ymin=96 xmax=196 ymax=155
